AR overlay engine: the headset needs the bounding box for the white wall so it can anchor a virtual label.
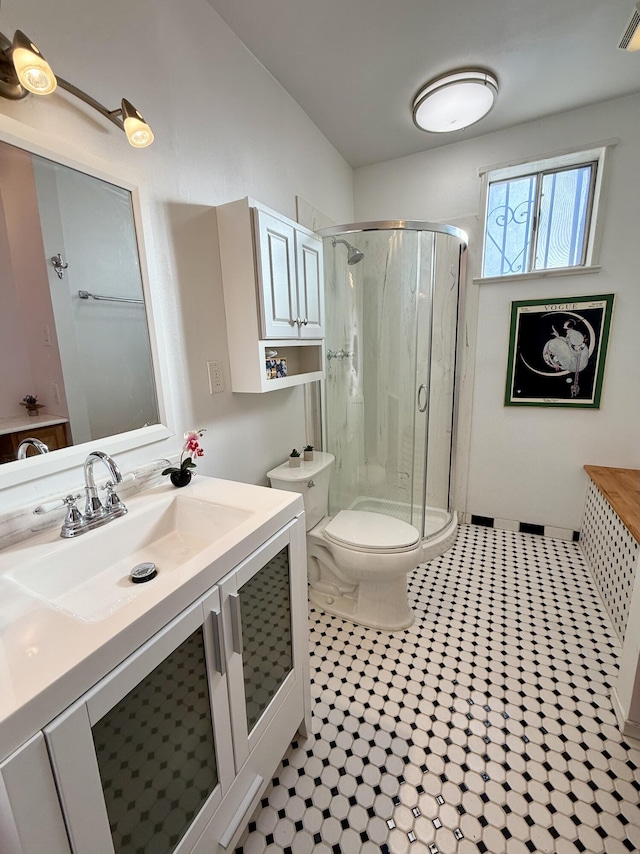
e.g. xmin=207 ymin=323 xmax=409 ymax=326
xmin=0 ymin=0 xmax=353 ymax=510
xmin=354 ymin=94 xmax=640 ymax=531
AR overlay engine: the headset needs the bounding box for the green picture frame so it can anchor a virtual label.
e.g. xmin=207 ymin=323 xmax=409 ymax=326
xmin=505 ymin=294 xmax=615 ymax=408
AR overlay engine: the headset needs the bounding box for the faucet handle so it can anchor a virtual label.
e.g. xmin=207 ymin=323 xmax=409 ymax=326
xmin=34 ymin=493 xmax=82 ymax=515
xmin=100 ymin=472 xmax=136 ymax=491
xmin=60 ymin=495 xmax=85 ymax=539
xmin=101 ymin=480 xmax=129 ymax=517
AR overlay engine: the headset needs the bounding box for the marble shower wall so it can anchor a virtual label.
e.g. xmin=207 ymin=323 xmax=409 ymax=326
xmin=360 ymin=230 xmax=418 ymax=510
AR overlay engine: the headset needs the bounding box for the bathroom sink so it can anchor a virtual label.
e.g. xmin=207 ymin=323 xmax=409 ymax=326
xmin=2 ymin=494 xmax=252 ymax=622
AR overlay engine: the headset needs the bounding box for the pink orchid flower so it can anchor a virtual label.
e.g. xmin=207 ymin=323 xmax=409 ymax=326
xmin=162 ymin=428 xmax=206 ymax=478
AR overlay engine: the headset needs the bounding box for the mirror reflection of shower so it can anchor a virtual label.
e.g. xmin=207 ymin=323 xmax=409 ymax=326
xmin=332 ymin=237 xmax=364 ymax=265
xmin=320 ymin=221 xmax=467 ymax=549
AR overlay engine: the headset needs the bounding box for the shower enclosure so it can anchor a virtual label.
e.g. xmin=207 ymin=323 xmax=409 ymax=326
xmin=318 ymin=221 xmax=467 ymax=551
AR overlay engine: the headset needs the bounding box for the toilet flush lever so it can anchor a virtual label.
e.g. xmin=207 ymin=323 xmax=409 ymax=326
xmin=307 ymin=480 xmax=315 ymax=488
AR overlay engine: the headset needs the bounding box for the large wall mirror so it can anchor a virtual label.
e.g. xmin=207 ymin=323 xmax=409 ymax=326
xmin=0 ymin=125 xmax=170 ymax=487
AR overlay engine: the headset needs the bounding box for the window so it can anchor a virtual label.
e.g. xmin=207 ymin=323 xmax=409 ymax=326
xmin=479 ymin=144 xmax=613 ymax=280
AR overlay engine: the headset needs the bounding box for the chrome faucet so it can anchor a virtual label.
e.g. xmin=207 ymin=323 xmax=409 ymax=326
xmin=16 ymin=437 xmax=49 ymax=459
xmin=83 ymin=450 xmax=124 ymax=522
xmin=32 ymin=450 xmax=130 ymax=538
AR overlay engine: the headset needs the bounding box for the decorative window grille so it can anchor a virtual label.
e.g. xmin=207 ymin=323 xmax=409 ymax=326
xmin=482 ymin=161 xmax=598 ymax=278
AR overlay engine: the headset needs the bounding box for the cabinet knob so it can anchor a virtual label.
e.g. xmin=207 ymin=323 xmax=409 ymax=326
xmin=295 ymin=317 xmax=302 ymax=327
xmin=302 ymin=317 xmax=308 ymax=325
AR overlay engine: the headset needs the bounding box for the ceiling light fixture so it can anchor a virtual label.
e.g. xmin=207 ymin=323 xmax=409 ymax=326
xmin=619 ymin=2 xmax=640 ymax=50
xmin=0 ymin=28 xmax=154 ymax=147
xmin=412 ymin=68 xmax=498 ymax=134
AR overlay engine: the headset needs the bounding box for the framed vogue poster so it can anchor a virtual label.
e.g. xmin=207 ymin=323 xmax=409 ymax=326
xmin=505 ymin=294 xmax=614 ymax=408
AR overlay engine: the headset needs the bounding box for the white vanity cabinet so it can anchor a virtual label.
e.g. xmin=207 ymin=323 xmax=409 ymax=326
xmin=43 ymin=517 xmax=309 ymax=854
xmin=0 ymin=733 xmax=71 ymax=854
xmin=217 ymin=197 xmax=325 ymax=392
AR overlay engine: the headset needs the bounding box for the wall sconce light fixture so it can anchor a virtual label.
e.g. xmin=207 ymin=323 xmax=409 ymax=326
xmin=0 ymin=29 xmax=154 ymax=147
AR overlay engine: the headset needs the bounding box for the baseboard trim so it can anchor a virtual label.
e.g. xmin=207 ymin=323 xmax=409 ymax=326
xmin=461 ymin=514 xmax=580 ymax=542
xmin=611 ymin=686 xmax=640 ymax=744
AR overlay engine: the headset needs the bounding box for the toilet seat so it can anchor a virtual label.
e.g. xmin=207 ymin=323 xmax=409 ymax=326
xmin=324 ymin=510 xmax=420 ymax=554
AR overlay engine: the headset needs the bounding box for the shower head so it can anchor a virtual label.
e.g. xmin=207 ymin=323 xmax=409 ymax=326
xmin=347 ymin=245 xmax=364 ymax=265
xmin=332 ymin=237 xmax=364 ymax=265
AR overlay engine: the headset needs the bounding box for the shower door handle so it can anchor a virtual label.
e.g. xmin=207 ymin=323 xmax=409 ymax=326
xmin=417 ymin=383 xmax=428 ymax=413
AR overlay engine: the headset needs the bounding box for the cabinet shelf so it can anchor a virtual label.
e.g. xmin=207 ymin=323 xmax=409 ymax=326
xmin=260 ymin=340 xmax=325 ymax=393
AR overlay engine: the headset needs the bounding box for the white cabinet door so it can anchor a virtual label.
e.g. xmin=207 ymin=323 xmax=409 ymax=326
xmin=219 ymin=519 xmax=307 ymax=771
xmin=44 ymin=595 xmax=235 ymax=854
xmin=254 ymin=209 xmax=297 ymax=339
xmin=296 ymin=230 xmax=324 ymax=339
xmin=0 ymin=733 xmax=71 ymax=854
xmin=218 ymin=197 xmax=326 ymax=390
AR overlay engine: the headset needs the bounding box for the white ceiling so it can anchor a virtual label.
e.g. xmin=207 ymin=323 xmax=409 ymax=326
xmin=206 ymin=0 xmax=640 ymax=167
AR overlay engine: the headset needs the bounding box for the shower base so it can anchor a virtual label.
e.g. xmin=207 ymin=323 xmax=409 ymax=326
xmin=347 ymin=497 xmax=457 ymax=562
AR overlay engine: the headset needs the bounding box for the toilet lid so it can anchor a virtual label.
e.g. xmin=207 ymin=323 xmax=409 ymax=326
xmin=325 ymin=510 xmax=420 ymax=551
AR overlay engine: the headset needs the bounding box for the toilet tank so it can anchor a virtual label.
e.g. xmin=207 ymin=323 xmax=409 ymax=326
xmin=267 ymin=452 xmax=334 ymax=531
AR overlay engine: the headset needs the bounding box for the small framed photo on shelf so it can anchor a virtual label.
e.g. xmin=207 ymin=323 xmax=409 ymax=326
xmin=266 ymin=358 xmax=287 ymax=380
xmin=505 ymin=293 xmax=614 ymax=408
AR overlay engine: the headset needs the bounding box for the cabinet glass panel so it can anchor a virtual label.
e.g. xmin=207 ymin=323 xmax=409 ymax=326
xmin=240 ymin=546 xmax=293 ymax=732
xmin=92 ymin=628 xmax=218 ymax=854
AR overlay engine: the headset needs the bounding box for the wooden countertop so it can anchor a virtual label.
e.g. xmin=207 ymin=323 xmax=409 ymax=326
xmin=584 ymin=466 xmax=640 ymax=543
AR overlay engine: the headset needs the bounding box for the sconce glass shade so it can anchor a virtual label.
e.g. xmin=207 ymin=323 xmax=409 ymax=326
xmin=11 ymin=30 xmax=57 ymax=95
xmin=412 ymin=69 xmax=498 ymax=133
xmin=121 ymin=98 xmax=154 ymax=148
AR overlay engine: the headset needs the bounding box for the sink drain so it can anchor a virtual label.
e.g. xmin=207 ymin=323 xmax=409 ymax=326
xmin=130 ymin=562 xmax=158 ymax=584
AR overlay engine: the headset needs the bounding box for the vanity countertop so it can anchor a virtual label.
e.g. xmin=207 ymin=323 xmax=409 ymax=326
xmin=0 ymin=476 xmax=303 ymax=762
xmin=584 ymin=465 xmax=640 ymax=543
xmin=0 ymin=414 xmax=69 ymax=436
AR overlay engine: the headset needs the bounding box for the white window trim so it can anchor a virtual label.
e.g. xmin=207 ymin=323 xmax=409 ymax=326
xmin=476 ymin=138 xmax=617 ymax=283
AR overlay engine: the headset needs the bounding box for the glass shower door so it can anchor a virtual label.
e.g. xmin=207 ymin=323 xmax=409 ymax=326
xmin=324 ymin=229 xmax=423 ymax=526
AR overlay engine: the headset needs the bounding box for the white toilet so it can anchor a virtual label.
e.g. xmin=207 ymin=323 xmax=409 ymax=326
xmin=267 ymin=452 xmax=421 ymax=631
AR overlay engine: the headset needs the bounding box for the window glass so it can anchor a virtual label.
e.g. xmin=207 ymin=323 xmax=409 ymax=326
xmin=535 ymin=166 xmax=592 ymax=270
xmin=482 ymin=159 xmax=597 ymax=278
xmin=484 ymin=175 xmax=536 ymax=276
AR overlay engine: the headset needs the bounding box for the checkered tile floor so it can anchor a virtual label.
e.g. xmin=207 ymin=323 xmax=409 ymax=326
xmin=234 ymin=525 xmax=640 ymax=854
